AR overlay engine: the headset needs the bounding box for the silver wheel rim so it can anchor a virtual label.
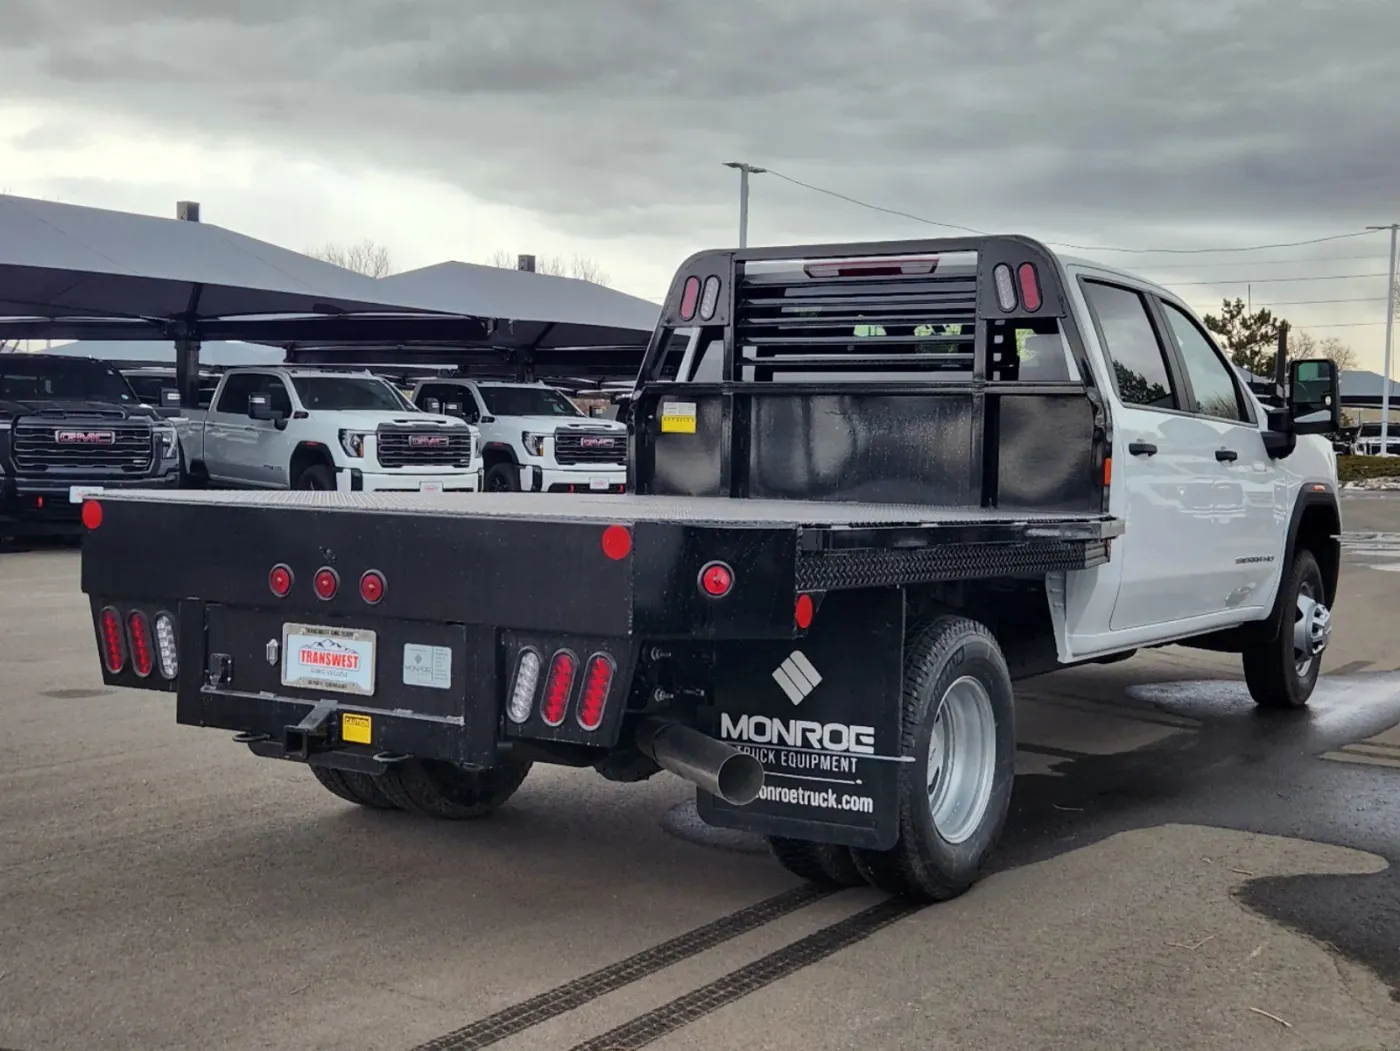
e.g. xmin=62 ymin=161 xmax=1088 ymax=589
xmin=926 ymin=675 xmax=999 ymax=845
xmin=1293 ymin=582 xmax=1331 ymax=679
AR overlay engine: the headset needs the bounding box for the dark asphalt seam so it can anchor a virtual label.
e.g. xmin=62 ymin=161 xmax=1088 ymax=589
xmin=405 ymin=883 xmax=834 ymax=1051
xmin=566 ymin=899 xmax=922 ymax=1051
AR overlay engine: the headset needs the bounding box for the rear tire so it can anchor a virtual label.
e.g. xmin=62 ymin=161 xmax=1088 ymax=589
xmin=1242 ymin=548 xmax=1330 ymax=709
xmin=485 ymin=463 xmax=522 ymax=492
xmin=380 ymin=758 xmax=532 ymax=819
xmin=769 ymin=838 xmax=866 ymax=888
xmin=850 ymin=615 xmax=1016 ymax=902
xmin=310 ymin=766 xmax=399 ymax=810
xmin=294 ymin=463 xmax=336 ymax=491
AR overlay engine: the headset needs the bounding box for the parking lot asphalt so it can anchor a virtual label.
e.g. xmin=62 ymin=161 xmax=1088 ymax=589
xmin=3 ymin=494 xmax=1400 ymax=1050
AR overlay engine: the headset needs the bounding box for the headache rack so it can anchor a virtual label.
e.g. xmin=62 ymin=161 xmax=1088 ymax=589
xmin=625 ymin=235 xmax=1111 ymax=515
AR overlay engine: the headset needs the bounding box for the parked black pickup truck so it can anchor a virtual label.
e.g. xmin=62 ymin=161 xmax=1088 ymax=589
xmin=79 ymin=235 xmax=1341 ymax=903
xmin=0 ymin=354 xmax=181 ymax=535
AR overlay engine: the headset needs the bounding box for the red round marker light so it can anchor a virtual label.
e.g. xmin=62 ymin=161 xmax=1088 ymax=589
xmin=601 ymin=524 xmax=632 ymax=560
xmin=81 ymin=499 xmax=103 ymax=530
xmin=268 ymin=564 xmax=293 ymax=598
xmin=698 ymin=561 xmax=734 ymax=598
xmin=359 ymin=569 xmax=386 ymax=604
xmin=313 ymin=567 xmax=339 ymax=600
xmin=794 ymin=593 xmax=815 ymax=629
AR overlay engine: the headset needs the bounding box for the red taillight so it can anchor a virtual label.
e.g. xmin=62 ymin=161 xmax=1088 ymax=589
xmin=269 ymin=564 xmax=293 ymax=598
xmin=577 ymin=653 xmax=615 ymax=731
xmin=99 ymin=606 xmax=125 ymax=673
xmin=360 ymin=569 xmax=385 ymax=604
xmin=541 ymin=650 xmax=577 ymax=726
xmin=127 ymin=610 xmax=154 ymax=678
xmin=678 ymin=276 xmax=700 ymax=321
xmin=313 ymin=567 xmax=339 ymax=601
xmin=795 ymin=593 xmax=815 ymax=630
xmin=81 ymin=499 xmax=103 ymax=530
xmin=1017 ymin=263 xmax=1041 ymax=311
xmin=601 ymin=524 xmax=632 ymax=560
xmin=699 ymin=561 xmax=734 ymax=597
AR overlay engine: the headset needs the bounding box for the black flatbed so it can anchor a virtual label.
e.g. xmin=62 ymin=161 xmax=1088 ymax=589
xmin=97 ymin=489 xmax=1121 ymax=538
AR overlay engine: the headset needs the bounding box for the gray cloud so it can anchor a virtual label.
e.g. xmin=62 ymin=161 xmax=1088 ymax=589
xmin=2 ymin=0 xmax=1399 ymax=333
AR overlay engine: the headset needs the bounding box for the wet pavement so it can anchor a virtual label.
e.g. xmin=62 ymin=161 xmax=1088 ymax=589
xmin=3 ymin=494 xmax=1400 ymax=1050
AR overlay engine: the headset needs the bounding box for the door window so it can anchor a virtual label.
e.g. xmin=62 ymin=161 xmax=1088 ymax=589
xmin=1082 ymin=281 xmax=1179 ymax=410
xmin=1159 ymin=301 xmax=1247 ymax=422
xmin=213 ymin=374 xmax=262 ymax=415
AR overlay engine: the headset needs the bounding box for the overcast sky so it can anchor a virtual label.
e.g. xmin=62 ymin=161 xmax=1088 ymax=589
xmin=1 ymin=0 xmax=1397 ymax=368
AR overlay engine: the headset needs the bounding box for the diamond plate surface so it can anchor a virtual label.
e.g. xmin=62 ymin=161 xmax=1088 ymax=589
xmin=796 ymin=539 xmax=1110 ymax=590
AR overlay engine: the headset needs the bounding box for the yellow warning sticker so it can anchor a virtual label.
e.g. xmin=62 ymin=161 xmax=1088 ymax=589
xmin=660 ymin=401 xmax=697 ymax=434
xmin=341 ymin=712 xmax=372 ymax=745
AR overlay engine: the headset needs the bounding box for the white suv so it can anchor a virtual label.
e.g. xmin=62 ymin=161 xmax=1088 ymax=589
xmin=180 ymin=368 xmax=482 ymax=493
xmin=409 ymin=379 xmax=627 ymax=493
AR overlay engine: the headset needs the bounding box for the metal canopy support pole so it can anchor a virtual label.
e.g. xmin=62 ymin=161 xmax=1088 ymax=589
xmin=1378 ymin=224 xmax=1398 ymax=454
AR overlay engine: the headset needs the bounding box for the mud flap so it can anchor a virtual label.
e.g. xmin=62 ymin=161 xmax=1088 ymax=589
xmin=697 ymin=587 xmax=905 ymax=850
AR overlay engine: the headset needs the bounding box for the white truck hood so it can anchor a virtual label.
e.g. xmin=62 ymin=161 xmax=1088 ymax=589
xmin=335 ymin=412 xmax=471 ymax=431
xmin=506 ymin=417 xmax=626 ymax=432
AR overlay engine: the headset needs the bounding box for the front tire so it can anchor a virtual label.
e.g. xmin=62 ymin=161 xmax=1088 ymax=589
xmin=850 ymin=616 xmax=1017 ymax=902
xmin=294 ymin=463 xmax=336 ymax=491
xmin=1242 ymin=548 xmax=1330 ymax=709
xmin=484 ymin=463 xmax=522 ymax=492
xmin=379 ymin=758 xmax=532 ymax=819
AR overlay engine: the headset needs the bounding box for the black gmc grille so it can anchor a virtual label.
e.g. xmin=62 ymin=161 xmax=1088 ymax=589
xmin=376 ymin=428 xmax=472 ymax=468
xmin=554 ymin=431 xmax=626 ymax=465
xmin=12 ymin=419 xmax=154 ymax=473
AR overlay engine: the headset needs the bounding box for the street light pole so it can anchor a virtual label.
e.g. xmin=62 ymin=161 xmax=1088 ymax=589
xmin=723 ymin=161 xmax=766 ymax=248
xmin=1369 ymin=223 xmax=1398 ymax=454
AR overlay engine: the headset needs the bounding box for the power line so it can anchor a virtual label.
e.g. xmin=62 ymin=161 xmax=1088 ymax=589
xmin=756 ymin=165 xmax=1381 ymax=255
xmin=1137 ymin=253 xmax=1389 ymax=270
xmin=1168 ymin=272 xmax=1389 ymax=286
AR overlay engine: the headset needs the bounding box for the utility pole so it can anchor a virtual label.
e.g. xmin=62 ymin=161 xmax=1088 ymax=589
xmin=1368 ymin=223 xmax=1398 ymax=454
xmin=722 ymin=162 xmax=766 ymax=248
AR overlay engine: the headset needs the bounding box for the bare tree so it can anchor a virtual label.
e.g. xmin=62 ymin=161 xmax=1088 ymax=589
xmin=308 ymin=238 xmax=394 ymax=278
xmin=485 ymin=250 xmax=612 ymax=287
xmin=1288 ymin=328 xmax=1357 ymax=372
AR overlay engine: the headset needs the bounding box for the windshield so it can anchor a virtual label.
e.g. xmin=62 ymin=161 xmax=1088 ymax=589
xmin=0 ymin=358 xmax=137 ymax=403
xmin=290 ymin=376 xmax=413 ymax=412
xmin=478 ymin=386 xmax=583 ymax=418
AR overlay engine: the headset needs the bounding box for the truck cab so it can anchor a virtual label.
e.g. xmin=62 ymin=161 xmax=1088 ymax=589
xmin=0 ymin=353 xmax=180 ymax=533
xmin=409 ymin=378 xmax=628 ymax=493
xmin=180 ymin=367 xmax=481 ymax=493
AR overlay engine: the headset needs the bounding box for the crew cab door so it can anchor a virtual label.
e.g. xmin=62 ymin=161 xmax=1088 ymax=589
xmin=203 ymin=373 xmax=262 ymax=485
xmin=1078 ymin=278 xmax=1233 ymax=630
xmin=1151 ymin=296 xmax=1278 ymax=613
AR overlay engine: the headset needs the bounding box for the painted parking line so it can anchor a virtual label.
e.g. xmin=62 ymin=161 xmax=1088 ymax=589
xmin=1013 ymin=694 xmax=1201 ymax=777
xmin=1323 ymin=718 xmax=1400 ymax=770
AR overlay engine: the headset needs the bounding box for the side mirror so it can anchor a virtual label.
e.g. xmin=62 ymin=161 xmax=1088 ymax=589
xmin=160 ymin=388 xmax=181 ymax=409
xmin=1288 ymin=358 xmax=1341 ymax=435
xmin=444 ymin=401 xmax=463 ymax=416
xmin=248 ymin=393 xmax=274 ymax=420
xmin=423 ymin=397 xmax=441 ymax=413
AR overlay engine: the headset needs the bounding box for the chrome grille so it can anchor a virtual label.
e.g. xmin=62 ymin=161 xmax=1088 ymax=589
xmin=554 ymin=431 xmax=626 ymax=466
xmin=12 ymin=418 xmax=155 ymax=473
xmin=375 ymin=427 xmax=473 ymax=468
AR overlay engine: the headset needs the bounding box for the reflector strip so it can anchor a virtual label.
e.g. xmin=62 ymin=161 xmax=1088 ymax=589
xmin=541 ymin=650 xmax=578 ymax=726
xmin=576 ymin=653 xmax=615 ymax=731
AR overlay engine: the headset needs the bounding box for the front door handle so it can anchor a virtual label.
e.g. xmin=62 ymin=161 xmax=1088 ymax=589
xmin=1215 ymin=448 xmax=1238 ymax=462
xmin=1128 ymin=441 xmax=1158 ymax=456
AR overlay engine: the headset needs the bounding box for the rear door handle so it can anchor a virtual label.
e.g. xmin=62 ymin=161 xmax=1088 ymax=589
xmin=1215 ymin=448 xmax=1238 ymax=462
xmin=1128 ymin=441 xmax=1157 ymax=456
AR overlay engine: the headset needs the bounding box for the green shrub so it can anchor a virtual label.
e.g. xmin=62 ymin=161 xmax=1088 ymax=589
xmin=1338 ymin=456 xmax=1400 ymax=482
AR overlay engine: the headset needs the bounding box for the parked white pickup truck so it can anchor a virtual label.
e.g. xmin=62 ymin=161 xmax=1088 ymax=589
xmin=178 ymin=367 xmax=481 ymax=492
xmin=408 ymin=378 xmax=627 ymax=493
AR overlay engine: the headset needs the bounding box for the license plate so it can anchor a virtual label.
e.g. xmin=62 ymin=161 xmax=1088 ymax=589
xmin=281 ymin=623 xmax=376 ymax=696
xmin=69 ymin=485 xmax=104 ymax=504
xmin=419 ymin=481 xmax=443 ymax=494
xmin=589 ymin=476 xmax=611 ymax=491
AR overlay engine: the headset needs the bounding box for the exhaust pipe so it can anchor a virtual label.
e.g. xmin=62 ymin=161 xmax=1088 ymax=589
xmin=635 ymin=718 xmax=765 ymax=806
